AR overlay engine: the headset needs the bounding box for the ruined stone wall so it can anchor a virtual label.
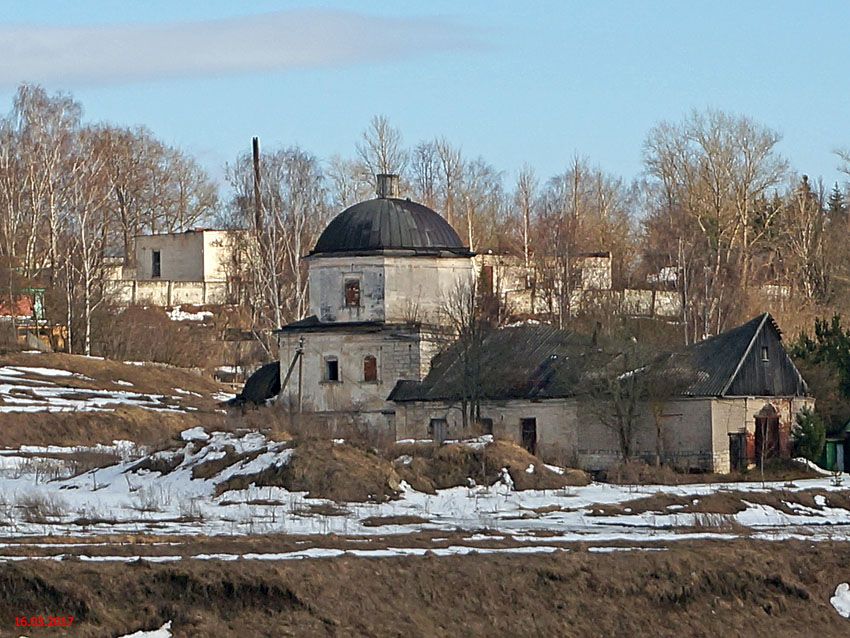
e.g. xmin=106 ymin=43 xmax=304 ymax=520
xmin=710 ymin=396 xmax=815 ymax=473
xmin=105 ymin=280 xmax=229 ymax=306
xmin=135 ymin=233 xmax=205 ymax=281
xmin=394 ymin=398 xmax=579 ymax=463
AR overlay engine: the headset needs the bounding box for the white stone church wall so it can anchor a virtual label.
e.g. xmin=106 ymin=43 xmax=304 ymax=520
xmin=278 ymin=327 xmax=430 ymax=415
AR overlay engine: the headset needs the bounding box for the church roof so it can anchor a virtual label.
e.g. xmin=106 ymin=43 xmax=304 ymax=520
xmin=311 ymin=197 xmax=471 ymax=257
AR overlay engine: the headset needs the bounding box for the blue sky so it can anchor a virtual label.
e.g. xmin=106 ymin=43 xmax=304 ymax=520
xmin=1 ymin=1 xmax=847 ymax=188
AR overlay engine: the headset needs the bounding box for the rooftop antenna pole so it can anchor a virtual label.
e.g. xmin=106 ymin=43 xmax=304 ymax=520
xmin=252 ymin=137 xmax=262 ymax=230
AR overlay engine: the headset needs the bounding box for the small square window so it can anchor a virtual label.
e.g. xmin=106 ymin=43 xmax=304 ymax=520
xmin=325 ymin=357 xmax=340 ymax=382
xmin=345 ymin=280 xmax=360 ymax=307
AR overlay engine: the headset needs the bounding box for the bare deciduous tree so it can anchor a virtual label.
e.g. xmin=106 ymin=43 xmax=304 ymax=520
xmin=227 ymin=145 xmax=329 ymax=341
xmin=356 ymin=115 xmax=408 ymax=187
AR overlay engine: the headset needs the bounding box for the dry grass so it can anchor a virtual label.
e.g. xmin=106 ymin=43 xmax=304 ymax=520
xmin=601 ymin=458 xmax=821 ymax=485
xmin=291 ymin=503 xmax=350 ymax=517
xmin=130 ymin=452 xmax=185 ymax=476
xmin=388 ymin=439 xmax=589 ymax=493
xmin=361 ymin=515 xmax=430 ymax=527
xmin=0 ymin=540 xmax=845 ymax=637
xmin=190 ymin=446 xmax=266 ymax=480
xmin=15 ymin=493 xmax=67 ymax=524
xmin=0 ymin=352 xmax=230 ymax=448
xmin=0 ymin=407 xmax=227 ymax=449
xmin=587 ymin=487 xmax=850 ymax=520
xmin=214 ymin=440 xmax=401 ymax=503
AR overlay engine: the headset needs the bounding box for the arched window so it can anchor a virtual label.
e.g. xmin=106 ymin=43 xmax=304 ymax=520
xmin=363 ymin=355 xmax=378 ymax=382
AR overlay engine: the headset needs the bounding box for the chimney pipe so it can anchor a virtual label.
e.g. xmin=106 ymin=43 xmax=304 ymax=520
xmin=376 ymin=173 xmax=400 ymax=199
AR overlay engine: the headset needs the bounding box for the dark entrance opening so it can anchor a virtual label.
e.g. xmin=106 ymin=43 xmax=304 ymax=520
xmin=479 ymin=417 xmax=494 ymax=436
xmin=429 ymin=418 xmax=447 ymax=443
xmin=729 ymin=432 xmax=747 ymax=471
xmin=755 ymin=411 xmax=780 ymax=465
xmin=520 ymin=418 xmax=537 ymax=455
xmin=151 ymin=250 xmax=161 ymax=278
xmin=363 ymin=355 xmax=377 ymax=382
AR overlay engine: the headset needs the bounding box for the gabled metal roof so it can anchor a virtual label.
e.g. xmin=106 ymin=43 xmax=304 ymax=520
xmin=655 ymin=313 xmax=806 ymax=397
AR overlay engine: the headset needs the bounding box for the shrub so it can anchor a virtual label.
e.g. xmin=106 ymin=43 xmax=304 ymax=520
xmin=92 ymin=304 xmax=216 ymax=368
xmin=16 ymin=492 xmax=67 ymax=523
xmin=793 ymin=406 xmax=826 ymax=462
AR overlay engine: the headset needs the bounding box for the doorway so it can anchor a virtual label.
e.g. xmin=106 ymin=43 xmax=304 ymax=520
xmin=429 ymin=418 xmax=447 ymax=444
xmin=754 ymin=407 xmax=780 ymax=464
xmin=729 ymin=432 xmax=746 ymax=471
xmin=520 ymin=418 xmax=537 ymax=455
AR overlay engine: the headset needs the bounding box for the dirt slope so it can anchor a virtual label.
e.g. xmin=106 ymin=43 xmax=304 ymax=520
xmin=0 ymin=540 xmax=847 ymax=637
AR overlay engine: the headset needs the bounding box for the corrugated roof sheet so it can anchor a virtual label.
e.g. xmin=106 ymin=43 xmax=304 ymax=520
xmin=661 ymin=313 xmax=768 ymax=396
xmin=389 ymin=324 xmax=599 ymax=402
xmin=389 ymin=313 xmax=798 ymax=404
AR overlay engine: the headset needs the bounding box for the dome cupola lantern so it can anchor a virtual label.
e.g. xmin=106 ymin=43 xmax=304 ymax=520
xmin=376 ymin=173 xmax=400 ymax=199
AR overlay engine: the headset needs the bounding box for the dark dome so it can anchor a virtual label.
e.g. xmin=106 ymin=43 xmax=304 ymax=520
xmin=311 ymin=197 xmax=471 ymax=256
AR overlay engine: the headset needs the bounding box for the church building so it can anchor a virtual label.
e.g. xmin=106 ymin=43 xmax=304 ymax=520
xmin=276 ymin=174 xmax=474 ymax=433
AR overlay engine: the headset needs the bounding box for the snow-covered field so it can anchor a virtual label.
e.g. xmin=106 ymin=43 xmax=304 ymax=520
xmin=0 ymin=362 xmax=224 ymax=414
xmin=1 ymin=429 xmax=850 ymax=563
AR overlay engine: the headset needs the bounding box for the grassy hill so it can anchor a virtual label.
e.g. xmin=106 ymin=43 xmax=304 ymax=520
xmin=0 ymin=352 xmax=230 ymax=447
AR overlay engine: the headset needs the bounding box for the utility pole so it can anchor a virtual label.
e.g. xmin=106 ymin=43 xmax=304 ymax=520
xmin=252 ymin=137 xmax=262 ymax=230
xmin=297 ymin=336 xmax=304 ymax=414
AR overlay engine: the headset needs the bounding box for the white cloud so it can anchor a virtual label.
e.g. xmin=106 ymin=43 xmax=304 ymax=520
xmin=0 ymin=10 xmax=481 ymax=87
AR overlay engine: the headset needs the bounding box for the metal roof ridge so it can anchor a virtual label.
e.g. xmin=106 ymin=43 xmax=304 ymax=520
xmin=719 ymin=312 xmax=769 ymax=396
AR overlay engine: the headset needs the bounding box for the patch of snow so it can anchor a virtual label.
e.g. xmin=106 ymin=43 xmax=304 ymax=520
xmin=587 ymin=546 xmax=668 ymax=553
xmin=180 ymin=427 xmax=209 ymax=442
xmin=831 ymin=583 xmax=850 ymax=618
xmin=115 ymin=380 xmax=133 ymax=386
xmin=505 ymin=319 xmax=541 ymax=327
xmin=167 ymin=306 xmax=212 ymax=322
xmin=793 ymin=457 xmax=833 ymax=476
xmin=117 ymin=620 xmax=173 ymax=637
xmin=544 ymin=464 xmax=565 ymax=475
xmin=443 ymin=435 xmax=494 ymax=450
xmin=525 ymin=464 xmax=535 ymax=474
xmin=174 ymin=388 xmax=202 ymax=397
xmin=464 ymin=533 xmax=505 ymax=541
xmin=216 ymin=365 xmax=241 ymax=374
xmin=8 ymin=366 xmax=74 ymax=377
xmin=213 ymin=392 xmax=235 ymax=402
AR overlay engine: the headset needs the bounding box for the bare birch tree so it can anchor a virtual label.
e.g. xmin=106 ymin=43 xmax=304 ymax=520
xmin=227 ymin=145 xmax=329 ymax=337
